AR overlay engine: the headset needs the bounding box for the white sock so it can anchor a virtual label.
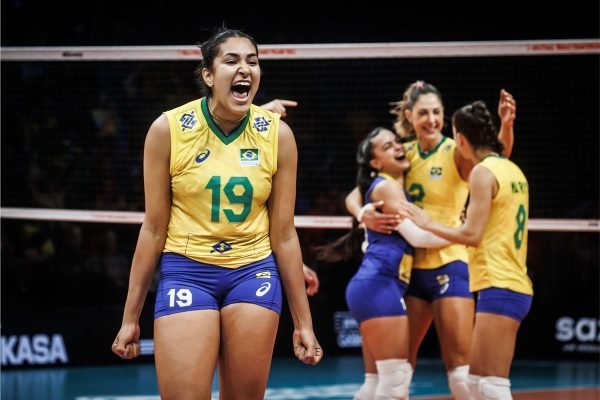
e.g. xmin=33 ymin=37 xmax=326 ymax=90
xmin=478 ymin=376 xmax=512 ymax=400
xmin=447 ymin=365 xmax=472 ymax=400
xmin=354 ymin=372 xmax=378 ymax=400
xmin=468 ymin=374 xmax=482 ymax=399
xmin=375 ymin=358 xmax=413 ymax=400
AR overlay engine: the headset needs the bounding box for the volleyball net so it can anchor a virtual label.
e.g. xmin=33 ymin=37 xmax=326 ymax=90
xmin=2 ymin=39 xmax=599 ymax=230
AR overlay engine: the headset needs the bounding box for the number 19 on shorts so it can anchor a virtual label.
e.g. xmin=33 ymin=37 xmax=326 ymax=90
xmin=167 ymin=288 xmax=192 ymax=307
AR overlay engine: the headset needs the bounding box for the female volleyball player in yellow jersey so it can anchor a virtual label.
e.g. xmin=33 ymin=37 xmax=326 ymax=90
xmin=400 ymin=100 xmax=532 ymax=400
xmin=346 ymin=81 xmax=516 ymax=400
xmin=111 ymin=27 xmax=321 ymax=399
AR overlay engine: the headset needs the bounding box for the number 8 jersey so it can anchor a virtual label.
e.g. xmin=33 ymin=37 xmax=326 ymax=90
xmin=163 ymin=97 xmax=280 ymax=268
xmin=468 ymin=156 xmax=533 ymax=295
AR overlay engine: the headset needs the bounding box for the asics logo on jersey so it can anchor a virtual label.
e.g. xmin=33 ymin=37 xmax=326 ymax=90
xmin=179 ymin=111 xmax=197 ymax=131
xmin=210 ymin=241 xmax=232 ymax=254
xmin=256 ymin=282 xmax=271 ymax=297
xmin=195 ymin=149 xmax=210 ymax=163
xmin=252 ymin=116 xmax=270 ymax=132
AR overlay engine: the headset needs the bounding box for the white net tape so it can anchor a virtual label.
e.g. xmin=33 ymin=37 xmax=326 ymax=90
xmin=1 ymin=208 xmax=598 ymax=232
xmin=2 ymin=39 xmax=599 ymax=61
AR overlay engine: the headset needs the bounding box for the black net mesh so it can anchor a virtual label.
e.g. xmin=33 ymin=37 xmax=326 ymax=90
xmin=2 ymin=55 xmax=599 ymax=218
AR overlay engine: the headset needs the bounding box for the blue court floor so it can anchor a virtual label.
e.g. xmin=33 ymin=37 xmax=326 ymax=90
xmin=2 ymin=355 xmax=599 ymax=399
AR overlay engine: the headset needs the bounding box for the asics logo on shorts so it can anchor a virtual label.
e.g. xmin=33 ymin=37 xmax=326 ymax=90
xmin=436 ymin=274 xmax=450 ymax=294
xmin=439 ymin=283 xmax=449 ymax=294
xmin=256 ymin=282 xmax=271 ymax=297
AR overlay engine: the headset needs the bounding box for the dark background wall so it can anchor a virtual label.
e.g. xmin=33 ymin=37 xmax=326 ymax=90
xmin=2 ymin=0 xmax=599 ymax=46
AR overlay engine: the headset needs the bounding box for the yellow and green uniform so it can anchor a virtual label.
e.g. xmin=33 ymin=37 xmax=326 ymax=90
xmin=469 ymin=156 xmax=533 ymax=295
xmin=163 ymin=97 xmax=279 ymax=268
xmin=404 ymin=137 xmax=469 ymax=269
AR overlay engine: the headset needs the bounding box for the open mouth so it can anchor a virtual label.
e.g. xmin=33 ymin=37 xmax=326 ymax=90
xmin=395 ymin=153 xmax=406 ymax=161
xmin=232 ymin=81 xmax=250 ymax=100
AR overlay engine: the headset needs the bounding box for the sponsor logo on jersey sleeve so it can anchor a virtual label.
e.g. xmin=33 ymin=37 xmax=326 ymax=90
xmin=251 ymin=116 xmax=271 ymax=132
xmin=178 ymin=109 xmax=198 ymax=132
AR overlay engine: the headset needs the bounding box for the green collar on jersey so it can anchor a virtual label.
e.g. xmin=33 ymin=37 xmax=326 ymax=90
xmin=201 ymin=97 xmax=250 ymax=145
xmin=417 ymin=136 xmax=447 ymax=159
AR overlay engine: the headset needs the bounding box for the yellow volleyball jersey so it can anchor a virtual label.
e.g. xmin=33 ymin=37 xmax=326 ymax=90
xmin=404 ymin=137 xmax=469 ymax=269
xmin=468 ymin=156 xmax=533 ymax=295
xmin=163 ymin=97 xmax=279 ymax=268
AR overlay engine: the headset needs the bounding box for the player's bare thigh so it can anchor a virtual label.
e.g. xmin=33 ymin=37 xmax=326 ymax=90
xmin=360 ymin=316 xmax=409 ymax=361
xmin=470 ymin=312 xmax=520 ymax=377
xmin=154 ymin=309 xmax=220 ymax=400
xmin=405 ymin=295 xmax=433 ymax=366
xmin=432 ymin=296 xmax=474 ymax=370
xmin=218 ymin=302 xmax=280 ymax=400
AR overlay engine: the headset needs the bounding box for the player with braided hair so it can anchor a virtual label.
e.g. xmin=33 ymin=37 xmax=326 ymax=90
xmin=400 ymin=100 xmax=532 ymax=400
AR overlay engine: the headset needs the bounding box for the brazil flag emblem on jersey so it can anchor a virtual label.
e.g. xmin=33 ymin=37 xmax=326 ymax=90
xmin=240 ymin=148 xmax=259 ymax=166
